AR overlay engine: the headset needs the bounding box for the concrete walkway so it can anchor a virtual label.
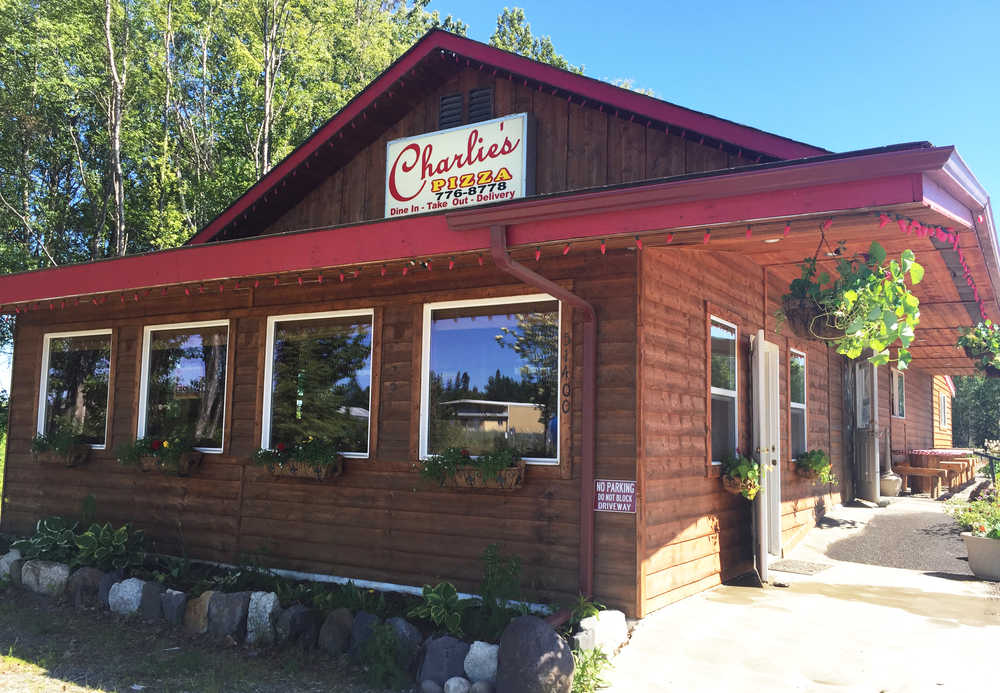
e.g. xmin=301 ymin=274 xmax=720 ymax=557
xmin=605 ymin=495 xmax=1000 ymax=692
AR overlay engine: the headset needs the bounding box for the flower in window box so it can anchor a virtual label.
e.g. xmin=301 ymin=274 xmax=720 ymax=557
xmin=115 ymin=435 xmax=201 ymax=477
xmin=419 ymin=444 xmax=526 ymax=491
xmin=31 ymin=426 xmax=91 ymax=468
xmin=253 ymin=437 xmax=345 ymax=481
xmin=794 ymin=449 xmax=837 ymax=484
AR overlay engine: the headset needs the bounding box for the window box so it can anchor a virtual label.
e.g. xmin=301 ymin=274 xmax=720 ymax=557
xmin=32 ymin=444 xmax=91 ymax=468
xmin=138 ymin=451 xmax=203 ymax=477
xmin=441 ymin=458 xmax=526 ymax=491
xmin=265 ymin=455 xmax=345 ymax=481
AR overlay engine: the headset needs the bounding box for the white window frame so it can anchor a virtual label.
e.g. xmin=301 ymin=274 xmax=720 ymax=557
xmin=37 ymin=329 xmax=114 ymax=450
xmin=138 ymin=319 xmax=231 ymax=454
xmin=419 ymin=293 xmax=561 ymax=465
xmin=261 ymin=308 xmax=375 ymax=459
xmin=856 ymin=361 xmax=876 ymax=429
xmin=789 ymin=349 xmax=807 ymax=459
xmin=710 ymin=315 xmax=738 ymax=465
xmin=939 ymin=392 xmax=949 ymax=428
xmin=890 ymin=368 xmax=905 ymax=419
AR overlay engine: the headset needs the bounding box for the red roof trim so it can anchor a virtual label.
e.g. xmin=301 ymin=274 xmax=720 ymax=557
xmin=185 ymin=30 xmax=827 ymax=246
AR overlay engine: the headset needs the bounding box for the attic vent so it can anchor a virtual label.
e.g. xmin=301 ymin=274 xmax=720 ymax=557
xmin=468 ymin=88 xmax=493 ymax=123
xmin=439 ymin=93 xmax=464 ymax=129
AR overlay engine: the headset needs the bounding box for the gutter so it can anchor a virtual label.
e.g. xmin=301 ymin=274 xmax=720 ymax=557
xmin=488 ymin=225 xmax=597 ymax=599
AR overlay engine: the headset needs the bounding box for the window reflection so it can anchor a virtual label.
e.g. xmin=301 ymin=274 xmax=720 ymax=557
xmin=42 ymin=333 xmax=111 ymax=445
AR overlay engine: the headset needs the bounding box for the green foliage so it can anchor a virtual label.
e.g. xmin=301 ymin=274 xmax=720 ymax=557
xmin=473 ymin=543 xmax=522 ymax=641
xmin=252 ymin=437 xmax=345 ymax=475
xmin=12 ymin=517 xmax=79 ymax=563
xmin=568 ymin=594 xmax=605 ymax=628
xmin=31 ymin=429 xmax=87 ymax=456
xmin=359 ymin=623 xmax=410 ymax=689
xmin=490 ymin=7 xmax=582 ymax=73
xmin=719 ymin=453 xmax=762 ymax=500
xmin=783 ymin=242 xmax=922 ymax=368
xmin=114 ymin=435 xmax=196 ymax=475
xmin=419 ymin=444 xmax=519 ymax=485
xmin=946 ymin=497 xmax=1000 ymax=539
xmin=957 ymin=321 xmax=1000 ymax=372
xmin=74 ymin=522 xmax=145 ymax=571
xmin=795 ymin=449 xmax=837 ymax=484
xmin=952 ymin=375 xmax=1000 ymax=447
xmin=572 ymin=647 xmax=610 ymax=693
xmin=407 ymin=582 xmax=475 ymax=637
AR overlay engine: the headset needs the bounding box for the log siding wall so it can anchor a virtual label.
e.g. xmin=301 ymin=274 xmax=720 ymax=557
xmin=887 ymin=367 xmax=936 ymax=454
xmin=932 ymin=376 xmax=954 ymax=449
xmin=2 ymin=253 xmax=638 ymax=613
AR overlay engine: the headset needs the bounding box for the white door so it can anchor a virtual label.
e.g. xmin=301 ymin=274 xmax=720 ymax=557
xmin=752 ymin=330 xmax=782 ymax=582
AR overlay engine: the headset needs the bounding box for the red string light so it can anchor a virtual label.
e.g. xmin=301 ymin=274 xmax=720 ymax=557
xmin=339 ymin=272 xmax=345 ymax=283
xmin=822 ymin=219 xmax=832 ymax=231
xmin=273 ymin=276 xmax=279 ymax=287
xmin=381 ymin=265 xmax=387 ymax=277
xmin=784 ymin=223 xmax=790 ymax=237
xmin=703 ymin=230 xmax=711 ymax=244
xmin=535 ymin=247 xmax=541 ymax=262
xmin=478 ymin=254 xmax=484 ymax=266
xmin=745 ymin=225 xmax=752 ymax=239
xmin=448 ymin=257 xmax=455 ymax=270
xmin=402 ymin=265 xmax=409 ymax=276
xmin=600 ymin=239 xmax=607 ymax=255
xmin=297 ymin=276 xmax=303 ymax=286
xmin=879 ymin=214 xmax=890 ymax=228
xmin=562 ymin=244 xmax=570 ymax=256
xmin=635 ymin=235 xmax=644 ymax=249
xmin=184 ymin=287 xmax=191 ymax=296
xmin=317 ymin=274 xmax=323 ymax=284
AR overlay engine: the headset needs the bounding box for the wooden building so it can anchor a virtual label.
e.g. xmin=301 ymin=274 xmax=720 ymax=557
xmin=1 ymin=31 xmax=996 ymax=618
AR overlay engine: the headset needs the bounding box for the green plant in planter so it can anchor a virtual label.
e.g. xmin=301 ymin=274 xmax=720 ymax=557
xmin=115 ymin=435 xmax=198 ymax=475
xmin=719 ymin=453 xmax=762 ymax=501
xmin=795 ymin=449 xmax=837 ymax=484
xmin=956 ymin=321 xmax=1000 ymax=372
xmin=419 ymin=444 xmax=520 ymax=485
xmin=12 ymin=516 xmax=79 ymax=563
xmin=31 ymin=427 xmax=90 ymax=464
xmin=74 ymin=522 xmax=146 ymax=571
xmin=252 ymin=436 xmax=345 ymax=477
xmin=782 ymin=241 xmax=923 ymax=368
xmin=946 ymin=498 xmax=1000 ymax=539
xmin=407 ymin=581 xmax=475 ymax=637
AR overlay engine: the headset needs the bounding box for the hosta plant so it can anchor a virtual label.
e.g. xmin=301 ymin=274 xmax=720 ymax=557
xmin=795 ymin=449 xmax=838 ymax=484
xmin=74 ymin=522 xmax=146 ymax=572
xmin=12 ymin=517 xmax=79 ymax=563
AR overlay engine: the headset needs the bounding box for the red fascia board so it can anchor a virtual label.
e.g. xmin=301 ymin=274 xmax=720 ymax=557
xmin=0 ymin=175 xmax=921 ymax=307
xmin=186 ymin=30 xmax=826 ymax=246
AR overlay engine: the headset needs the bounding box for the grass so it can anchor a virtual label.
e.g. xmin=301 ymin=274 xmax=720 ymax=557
xmin=0 ymin=587 xmax=379 ymax=693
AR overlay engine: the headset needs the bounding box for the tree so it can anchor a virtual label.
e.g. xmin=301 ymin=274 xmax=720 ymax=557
xmin=495 ymin=311 xmax=558 ymax=429
xmin=490 ymin=7 xmax=581 ymax=73
xmin=952 ymin=374 xmax=1000 ymax=447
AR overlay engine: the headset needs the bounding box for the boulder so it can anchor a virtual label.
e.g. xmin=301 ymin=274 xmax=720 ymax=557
xmin=246 ymin=592 xmax=281 ymax=647
xmin=66 ymin=567 xmax=105 ymax=609
xmin=318 ymin=607 xmax=353 ymax=655
xmin=20 ymin=560 xmax=71 ymax=598
xmin=108 ymin=578 xmax=163 ymax=620
xmin=496 ymin=616 xmax=574 ymax=693
xmin=8 ymin=559 xmax=24 ymax=588
xmin=207 ymin=591 xmax=251 ymax=639
xmin=572 ymin=609 xmax=628 ymax=654
xmin=418 ymin=635 xmax=471 ymax=686
xmin=444 ymin=677 xmax=471 ymax=693
xmin=464 ymin=641 xmax=499 ymax=684
xmin=161 ymin=589 xmax=188 ymax=625
xmin=470 ymin=683 xmax=495 ymax=693
xmin=387 ymin=616 xmax=422 ymax=672
xmin=98 ymin=569 xmax=124 ymax=609
xmin=348 ymin=610 xmax=380 ymax=658
xmin=420 ymin=682 xmax=445 ymax=693
xmin=276 ymin=604 xmax=323 ymax=649
xmin=0 ymin=549 xmax=22 ymax=578
xmin=184 ymin=590 xmax=216 ymax=634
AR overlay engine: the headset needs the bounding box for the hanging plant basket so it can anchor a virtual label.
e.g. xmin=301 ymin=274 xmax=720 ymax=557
xmin=962 ymin=345 xmax=988 ymax=361
xmin=33 ymin=444 xmax=90 ymax=468
xmin=795 ymin=466 xmax=822 ymax=481
xmin=781 ymin=296 xmax=841 ymax=341
xmin=139 ymin=452 xmax=203 ymax=477
xmin=721 ymin=474 xmax=759 ymax=500
xmin=442 ymin=459 xmax=526 ymax=491
xmin=267 ymin=455 xmax=344 ymax=481
xmin=985 ymin=364 xmax=1000 ymax=379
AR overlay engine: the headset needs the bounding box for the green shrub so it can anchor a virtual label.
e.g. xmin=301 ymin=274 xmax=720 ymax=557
xmin=31 ymin=429 xmax=88 ymax=456
xmin=359 ymin=623 xmax=410 ymax=689
xmin=12 ymin=517 xmax=79 ymax=563
xmin=572 ymin=647 xmax=610 ymax=693
xmin=472 ymin=543 xmax=523 ymax=641
xmin=74 ymin=522 xmax=145 ymax=571
xmin=568 ymin=594 xmax=604 ymax=629
xmin=407 ymin=582 xmax=475 ymax=638
xmin=419 ymin=444 xmax=519 ymax=485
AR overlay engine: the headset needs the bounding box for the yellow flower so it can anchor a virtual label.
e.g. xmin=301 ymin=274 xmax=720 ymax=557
xmin=162 ymin=441 xmax=170 ymax=448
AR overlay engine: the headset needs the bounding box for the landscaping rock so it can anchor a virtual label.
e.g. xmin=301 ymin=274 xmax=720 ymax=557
xmin=387 ymin=616 xmax=422 ymax=671
xmin=108 ymin=578 xmax=163 ymax=620
xmin=470 ymin=682 xmax=495 ymax=693
xmin=0 ymin=549 xmax=21 ymax=578
xmin=418 ymin=635 xmax=471 ymax=686
xmin=98 ymin=569 xmax=124 ymax=609
xmin=161 ymin=589 xmax=188 ymax=625
xmin=318 ymin=607 xmax=353 ymax=655
xmin=496 ymin=616 xmax=574 ymax=693
xmin=8 ymin=559 xmax=24 ymax=587
xmin=246 ymin=592 xmax=281 ymax=647
xmin=444 ymin=677 xmax=471 ymax=693
xmin=208 ymin=591 xmax=251 ymax=639
xmin=348 ymin=611 xmax=380 ymax=658
xmin=420 ymin=682 xmax=444 ymax=693
xmin=276 ymin=604 xmax=323 ymax=649
xmin=573 ymin=609 xmax=628 ymax=654
xmin=20 ymin=560 xmax=71 ymax=597
xmin=464 ymin=641 xmax=499 ymax=684
xmin=66 ymin=567 xmax=104 ymax=609
xmin=184 ymin=590 xmax=216 ymax=634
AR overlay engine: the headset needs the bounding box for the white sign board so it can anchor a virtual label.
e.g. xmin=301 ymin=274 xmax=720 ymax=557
xmin=384 ymin=113 xmax=532 ymax=218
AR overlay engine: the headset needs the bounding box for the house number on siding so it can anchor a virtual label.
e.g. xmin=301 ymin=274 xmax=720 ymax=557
xmin=561 ymin=331 xmax=571 ymax=415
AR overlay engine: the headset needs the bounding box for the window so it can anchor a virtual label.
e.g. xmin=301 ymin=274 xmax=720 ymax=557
xmin=261 ymin=310 xmax=374 ymax=457
xmin=710 ymin=317 xmax=738 ymax=463
xmin=138 ymin=320 xmax=229 ymax=452
xmin=891 ymin=369 xmax=905 ymax=418
xmin=856 ymin=362 xmax=875 ymax=429
xmin=420 ymin=295 xmax=560 ymax=464
xmin=37 ymin=330 xmax=112 ymax=448
xmin=939 ymin=392 xmax=949 ymax=428
xmin=790 ymin=350 xmax=807 ymax=459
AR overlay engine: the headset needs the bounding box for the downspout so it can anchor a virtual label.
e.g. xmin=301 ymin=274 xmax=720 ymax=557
xmin=488 ymin=225 xmax=597 ymax=598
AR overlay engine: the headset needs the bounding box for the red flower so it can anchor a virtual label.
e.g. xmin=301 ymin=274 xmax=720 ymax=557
xmin=151 ymin=440 xmax=162 ymax=450
xmin=460 ymin=449 xmax=470 ymax=457
xmin=980 ymin=524 xmax=987 ymax=533
xmin=276 ymin=442 xmax=286 ymax=452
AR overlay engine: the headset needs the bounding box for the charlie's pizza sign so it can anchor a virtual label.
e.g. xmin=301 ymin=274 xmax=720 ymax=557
xmin=384 ymin=113 xmax=533 ymax=217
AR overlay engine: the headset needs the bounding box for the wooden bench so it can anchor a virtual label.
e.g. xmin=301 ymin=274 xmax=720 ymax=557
xmin=894 ymin=465 xmax=949 ymax=498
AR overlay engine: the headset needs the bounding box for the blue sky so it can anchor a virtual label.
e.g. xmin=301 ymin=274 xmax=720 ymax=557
xmin=431 ymin=315 xmax=527 ymax=389
xmin=432 ymin=0 xmax=1000 ymax=197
